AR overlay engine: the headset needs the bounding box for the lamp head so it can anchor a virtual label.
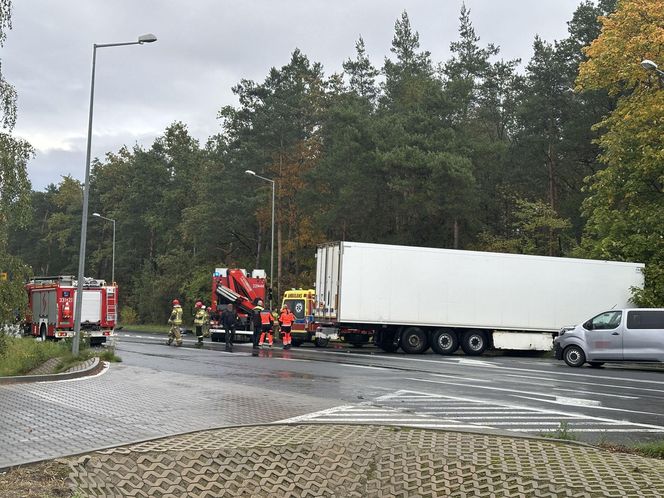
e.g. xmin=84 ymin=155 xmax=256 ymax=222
xmin=245 ymin=170 xmax=256 ymax=176
xmin=92 ymin=212 xmax=101 ymax=217
xmin=138 ymin=33 xmax=157 ymax=44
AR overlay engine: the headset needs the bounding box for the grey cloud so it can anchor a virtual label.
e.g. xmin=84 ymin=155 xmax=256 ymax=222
xmin=4 ymin=0 xmax=581 ymax=191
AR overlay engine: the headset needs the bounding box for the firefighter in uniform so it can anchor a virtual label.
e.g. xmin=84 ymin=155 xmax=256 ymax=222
xmin=167 ymin=299 xmax=183 ymax=346
xmin=204 ymin=306 xmax=212 ymax=338
xmin=193 ymin=301 xmax=206 ymax=347
xmin=252 ymin=300 xmax=265 ymax=350
xmin=258 ymin=306 xmax=275 ymax=348
xmin=279 ymin=305 xmax=296 ymax=350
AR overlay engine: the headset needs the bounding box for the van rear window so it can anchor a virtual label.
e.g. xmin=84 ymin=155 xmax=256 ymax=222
xmin=627 ymin=311 xmax=664 ymax=329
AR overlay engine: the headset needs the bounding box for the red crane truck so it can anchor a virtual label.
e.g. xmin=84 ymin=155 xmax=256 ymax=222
xmin=209 ymin=268 xmax=267 ymax=342
xmin=25 ymin=275 xmax=118 ymax=346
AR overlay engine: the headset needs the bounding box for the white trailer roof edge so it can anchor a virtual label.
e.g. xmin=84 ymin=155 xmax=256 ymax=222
xmin=321 ymin=241 xmax=644 ymax=269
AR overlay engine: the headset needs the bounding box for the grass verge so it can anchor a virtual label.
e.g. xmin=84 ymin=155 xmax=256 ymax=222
xmin=0 ymin=337 xmax=68 ymax=376
xmin=0 ymin=334 xmax=122 ymax=377
xmin=54 ymin=347 xmax=122 ymax=373
xmin=0 ymin=460 xmax=72 ymax=498
xmin=600 ymin=440 xmax=664 ymax=460
xmin=117 ymin=323 xmax=170 ymax=334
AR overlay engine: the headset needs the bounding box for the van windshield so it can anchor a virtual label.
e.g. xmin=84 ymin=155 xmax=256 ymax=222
xmin=589 ymin=311 xmax=622 ymax=330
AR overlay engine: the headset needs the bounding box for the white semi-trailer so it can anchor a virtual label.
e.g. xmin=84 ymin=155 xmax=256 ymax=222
xmin=314 ymin=241 xmax=644 ymax=355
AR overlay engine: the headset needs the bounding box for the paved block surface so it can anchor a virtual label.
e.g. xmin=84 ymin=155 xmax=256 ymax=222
xmin=0 ymin=363 xmax=339 ymax=469
xmin=66 ymin=424 xmax=664 ymax=497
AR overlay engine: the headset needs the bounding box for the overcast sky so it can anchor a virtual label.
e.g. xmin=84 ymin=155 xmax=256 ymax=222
xmin=3 ymin=0 xmax=581 ymax=191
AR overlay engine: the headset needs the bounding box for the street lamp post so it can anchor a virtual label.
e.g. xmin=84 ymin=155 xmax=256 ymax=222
xmin=72 ymin=33 xmax=157 ymax=356
xmin=641 ymin=59 xmax=664 ymax=85
xmin=245 ymin=170 xmax=275 ymax=307
xmin=92 ymin=213 xmax=116 ymax=285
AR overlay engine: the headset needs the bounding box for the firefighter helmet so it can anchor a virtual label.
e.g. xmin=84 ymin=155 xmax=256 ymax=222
xmin=172 ymin=299 xmax=180 ymax=306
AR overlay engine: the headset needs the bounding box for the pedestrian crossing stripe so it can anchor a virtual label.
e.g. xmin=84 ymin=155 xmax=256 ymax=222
xmin=279 ymin=390 xmax=664 ymax=434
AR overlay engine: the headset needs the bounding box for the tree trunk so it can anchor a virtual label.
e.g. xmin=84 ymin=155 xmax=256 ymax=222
xmin=255 ymin=224 xmax=262 ymax=270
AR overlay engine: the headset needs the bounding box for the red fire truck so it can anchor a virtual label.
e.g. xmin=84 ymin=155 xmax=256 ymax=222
xmin=209 ymin=268 xmax=267 ymax=342
xmin=25 ymin=276 xmax=118 ymax=346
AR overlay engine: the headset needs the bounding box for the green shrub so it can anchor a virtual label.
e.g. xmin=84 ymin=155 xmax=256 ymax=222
xmin=120 ymin=306 xmax=139 ymax=325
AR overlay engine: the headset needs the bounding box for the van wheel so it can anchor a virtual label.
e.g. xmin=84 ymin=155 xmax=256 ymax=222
xmin=40 ymin=324 xmax=47 ymax=341
xmin=563 ymin=345 xmax=586 ymax=367
xmin=431 ymin=328 xmax=459 ymax=355
xmin=588 ymin=362 xmax=604 ymax=368
xmin=400 ymin=327 xmax=429 ymax=354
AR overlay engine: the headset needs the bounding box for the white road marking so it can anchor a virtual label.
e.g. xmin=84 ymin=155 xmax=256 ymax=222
xmin=429 ymin=373 xmax=492 ymax=383
xmin=405 ymin=377 xmax=663 ymax=415
xmin=552 ymin=388 xmax=638 ymax=400
xmin=501 ymin=372 xmax=658 ymax=395
xmin=341 ymin=364 xmax=390 ymax=371
xmin=555 ymin=396 xmax=602 ymax=407
xmin=280 ymin=387 xmax=664 ymax=434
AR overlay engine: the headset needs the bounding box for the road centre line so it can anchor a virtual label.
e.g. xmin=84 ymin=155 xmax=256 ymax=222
xmin=289 ymin=347 xmax=664 ymax=387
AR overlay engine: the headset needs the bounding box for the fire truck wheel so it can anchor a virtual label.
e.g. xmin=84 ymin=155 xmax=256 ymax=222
xmin=460 ymin=330 xmax=488 ymax=356
xmin=291 ymin=339 xmax=304 ymax=347
xmin=40 ymin=324 xmax=47 ymax=341
xmin=350 ymin=342 xmax=364 ymax=348
xmin=400 ymin=327 xmax=429 ymax=354
xmin=431 ymin=328 xmax=459 ymax=355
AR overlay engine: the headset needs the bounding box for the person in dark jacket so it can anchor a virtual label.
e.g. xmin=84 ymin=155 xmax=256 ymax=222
xmin=251 ymin=300 xmax=264 ymax=350
xmin=221 ymin=304 xmax=239 ymax=352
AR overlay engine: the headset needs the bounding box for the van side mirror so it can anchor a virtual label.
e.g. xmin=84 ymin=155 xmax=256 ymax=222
xmin=583 ymin=320 xmax=593 ymax=330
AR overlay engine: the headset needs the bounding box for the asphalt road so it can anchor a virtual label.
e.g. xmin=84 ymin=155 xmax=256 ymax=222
xmin=116 ymin=330 xmax=664 ymax=444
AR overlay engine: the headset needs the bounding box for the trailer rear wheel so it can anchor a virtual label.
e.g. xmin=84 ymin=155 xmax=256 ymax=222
xmin=314 ymin=337 xmax=329 ymax=348
xmin=460 ymin=330 xmax=488 ymax=356
xmin=376 ymin=331 xmax=399 ymax=353
xmin=431 ymin=328 xmax=459 ymax=355
xmin=400 ymin=327 xmax=429 ymax=354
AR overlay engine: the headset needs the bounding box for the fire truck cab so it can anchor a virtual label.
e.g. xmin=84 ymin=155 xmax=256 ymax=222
xmin=25 ymin=276 xmax=117 ymax=346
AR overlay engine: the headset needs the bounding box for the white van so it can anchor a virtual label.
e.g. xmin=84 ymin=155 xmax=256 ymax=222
xmin=554 ymin=309 xmax=664 ymax=367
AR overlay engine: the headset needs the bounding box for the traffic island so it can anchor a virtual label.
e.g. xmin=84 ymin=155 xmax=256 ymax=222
xmin=0 ymin=356 xmax=105 ymax=385
xmin=57 ymin=424 xmax=664 ymax=497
